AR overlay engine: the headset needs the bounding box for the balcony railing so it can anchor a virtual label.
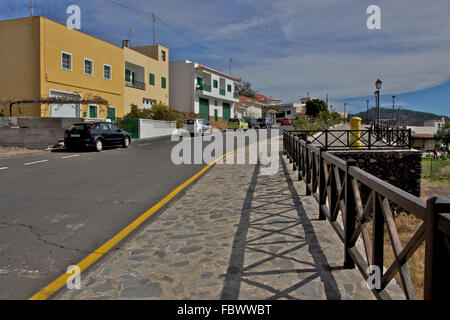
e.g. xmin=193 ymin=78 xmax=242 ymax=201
xmin=125 ymin=80 xmax=146 ymax=90
xmin=219 ymin=89 xmax=226 ymax=96
xmin=233 ymin=92 xmax=239 ymax=99
xmin=196 ymin=84 xmax=212 ymax=92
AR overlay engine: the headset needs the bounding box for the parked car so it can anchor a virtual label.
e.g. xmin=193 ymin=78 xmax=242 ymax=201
xmin=183 ymin=118 xmax=211 ymax=136
xmin=254 ymin=118 xmax=273 ymax=129
xmin=281 ymin=118 xmax=292 ymax=125
xmin=243 ymin=117 xmax=257 ymax=129
xmin=228 ymin=118 xmax=249 ymax=130
xmin=64 ymin=122 xmax=131 ymax=152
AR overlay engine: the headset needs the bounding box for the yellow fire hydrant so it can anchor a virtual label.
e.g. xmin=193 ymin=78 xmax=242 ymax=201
xmin=349 ymin=117 xmax=362 ymax=149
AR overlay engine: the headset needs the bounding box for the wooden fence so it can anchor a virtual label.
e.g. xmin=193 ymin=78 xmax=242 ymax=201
xmin=283 ymin=130 xmax=449 ymax=300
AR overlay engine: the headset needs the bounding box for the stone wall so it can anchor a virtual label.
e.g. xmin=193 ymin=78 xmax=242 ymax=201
xmin=330 ymin=150 xmax=422 ymax=197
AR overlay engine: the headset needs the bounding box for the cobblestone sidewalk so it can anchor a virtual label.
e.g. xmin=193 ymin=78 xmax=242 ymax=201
xmin=54 ymin=137 xmax=403 ymax=300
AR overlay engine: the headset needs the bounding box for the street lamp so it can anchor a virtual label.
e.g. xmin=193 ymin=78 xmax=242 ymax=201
xmin=366 ymin=99 xmax=369 ymax=121
xmin=392 ymin=95 xmax=396 ymax=121
xmin=375 ymin=79 xmax=382 ymax=126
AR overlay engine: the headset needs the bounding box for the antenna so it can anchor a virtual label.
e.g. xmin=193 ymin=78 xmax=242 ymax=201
xmin=152 ymin=14 xmax=156 ymax=45
xmin=229 ymin=58 xmax=232 ymax=75
xmin=128 ymin=27 xmax=134 ymax=46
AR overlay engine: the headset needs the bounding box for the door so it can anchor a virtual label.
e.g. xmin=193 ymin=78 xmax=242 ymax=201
xmin=89 ymin=105 xmax=97 ymax=118
xmin=108 ymin=123 xmax=123 ymax=144
xmin=222 ymin=103 xmax=230 ymax=121
xmin=107 ymin=107 xmax=116 ymax=121
xmin=96 ymin=123 xmax=113 ymax=145
xmin=199 ymin=98 xmax=209 ymax=121
xmin=214 ymin=109 xmax=218 ymax=122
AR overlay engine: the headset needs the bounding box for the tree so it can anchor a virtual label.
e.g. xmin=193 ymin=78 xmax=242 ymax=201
xmin=125 ymin=101 xmax=176 ymax=121
xmin=235 ymin=81 xmax=257 ymax=98
xmin=305 ymin=99 xmax=328 ymax=118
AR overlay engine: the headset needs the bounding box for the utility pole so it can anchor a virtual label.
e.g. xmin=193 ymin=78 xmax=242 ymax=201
xmin=30 ymin=0 xmax=33 ymax=16
xmin=229 ymin=58 xmax=232 ymax=75
xmin=152 ymin=14 xmax=156 ymax=45
xmin=392 ymin=95 xmax=396 ymax=120
xmin=326 ymin=93 xmax=328 ymax=106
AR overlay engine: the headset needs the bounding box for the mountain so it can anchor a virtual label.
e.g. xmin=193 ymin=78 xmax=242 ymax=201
xmin=348 ymin=107 xmax=449 ymax=126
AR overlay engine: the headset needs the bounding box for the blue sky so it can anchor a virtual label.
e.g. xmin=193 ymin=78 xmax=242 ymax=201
xmin=1 ymin=0 xmax=449 ymax=116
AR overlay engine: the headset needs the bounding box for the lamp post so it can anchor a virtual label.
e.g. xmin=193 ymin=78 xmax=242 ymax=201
xmin=366 ymin=99 xmax=369 ymax=121
xmin=392 ymin=95 xmax=396 ymax=121
xmin=375 ymin=79 xmax=382 ymax=127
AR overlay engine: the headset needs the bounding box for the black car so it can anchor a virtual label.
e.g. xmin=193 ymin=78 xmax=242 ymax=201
xmin=254 ymin=118 xmax=273 ymax=129
xmin=64 ymin=122 xmax=131 ymax=152
xmin=243 ymin=117 xmax=257 ymax=129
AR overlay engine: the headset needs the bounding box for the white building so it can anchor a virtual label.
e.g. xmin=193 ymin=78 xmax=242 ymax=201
xmin=274 ymin=103 xmax=306 ymax=120
xmin=169 ymin=60 xmax=240 ymax=121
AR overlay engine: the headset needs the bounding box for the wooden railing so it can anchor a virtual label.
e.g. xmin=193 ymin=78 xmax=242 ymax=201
xmin=283 ymin=130 xmax=450 ymax=300
xmin=289 ymin=128 xmax=411 ymax=150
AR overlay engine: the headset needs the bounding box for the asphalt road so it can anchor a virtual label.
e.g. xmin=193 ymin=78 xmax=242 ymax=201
xmin=0 ymin=130 xmax=276 ymax=299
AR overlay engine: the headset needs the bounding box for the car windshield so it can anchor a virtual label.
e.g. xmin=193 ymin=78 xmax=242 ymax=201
xmin=257 ymin=118 xmax=265 ymax=121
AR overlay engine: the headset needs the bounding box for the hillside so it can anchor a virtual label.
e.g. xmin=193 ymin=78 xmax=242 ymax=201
xmin=349 ymin=107 xmax=449 ymax=126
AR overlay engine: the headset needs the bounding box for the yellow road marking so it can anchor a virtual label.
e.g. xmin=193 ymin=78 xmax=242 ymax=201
xmin=29 ymin=139 xmax=258 ymax=300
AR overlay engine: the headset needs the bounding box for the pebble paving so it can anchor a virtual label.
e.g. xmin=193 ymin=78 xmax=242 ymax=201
xmin=54 ymin=136 xmax=404 ymax=300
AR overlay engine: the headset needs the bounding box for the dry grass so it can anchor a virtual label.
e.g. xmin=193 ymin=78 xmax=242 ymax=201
xmin=366 ymin=213 xmax=425 ymax=300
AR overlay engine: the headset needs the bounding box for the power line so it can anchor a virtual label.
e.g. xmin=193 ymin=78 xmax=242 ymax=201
xmin=101 ymin=0 xmax=299 ymax=100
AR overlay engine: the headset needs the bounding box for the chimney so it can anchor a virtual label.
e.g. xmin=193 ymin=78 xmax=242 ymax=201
xmin=122 ymin=40 xmax=129 ymax=48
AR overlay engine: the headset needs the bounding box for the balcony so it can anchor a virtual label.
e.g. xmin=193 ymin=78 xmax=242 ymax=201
xmin=233 ymin=92 xmax=239 ymax=99
xmin=125 ymin=80 xmax=146 ymax=90
xmin=196 ymin=84 xmax=211 ymax=92
xmin=219 ymin=89 xmax=225 ymax=96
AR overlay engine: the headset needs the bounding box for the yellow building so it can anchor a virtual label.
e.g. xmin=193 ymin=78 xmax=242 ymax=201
xmin=123 ymin=44 xmax=169 ymax=115
xmin=0 ymin=16 xmax=124 ymax=119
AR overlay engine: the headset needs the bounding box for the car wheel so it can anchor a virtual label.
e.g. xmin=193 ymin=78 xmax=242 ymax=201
xmin=94 ymin=139 xmax=103 ymax=152
xmin=123 ymin=137 xmax=130 ymax=148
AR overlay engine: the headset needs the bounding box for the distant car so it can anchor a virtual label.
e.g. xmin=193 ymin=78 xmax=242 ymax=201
xmin=183 ymin=118 xmax=211 ymax=136
xmin=254 ymin=118 xmax=272 ymax=129
xmin=281 ymin=118 xmax=292 ymax=125
xmin=228 ymin=118 xmax=248 ymax=130
xmin=64 ymin=122 xmax=131 ymax=152
xmin=243 ymin=117 xmax=257 ymax=129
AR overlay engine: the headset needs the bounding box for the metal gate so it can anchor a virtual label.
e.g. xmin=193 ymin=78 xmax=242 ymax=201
xmin=114 ymin=117 xmax=139 ymax=139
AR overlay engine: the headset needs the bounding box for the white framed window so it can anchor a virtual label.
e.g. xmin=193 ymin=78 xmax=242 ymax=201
xmin=103 ymin=64 xmax=112 ymax=80
xmin=84 ymin=58 xmax=94 ymax=76
xmin=143 ymin=98 xmax=155 ymax=109
xmin=61 ymin=51 xmax=72 ymax=71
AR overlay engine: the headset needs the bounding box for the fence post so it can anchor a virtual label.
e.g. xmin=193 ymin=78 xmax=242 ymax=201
xmin=298 ymin=142 xmax=303 ymax=181
xmin=372 ymin=191 xmax=385 ymax=276
xmin=319 ymin=147 xmax=327 ymax=220
xmin=424 ymin=197 xmax=450 ymax=300
xmin=344 ymin=158 xmax=357 ymax=268
xmin=305 ymin=141 xmax=312 ymax=196
xmin=324 ymin=130 xmax=328 ymax=149
xmin=293 ymin=137 xmax=297 ymax=171
xmin=408 ymin=128 xmax=412 ymax=149
xmin=368 ymin=128 xmax=372 ymax=150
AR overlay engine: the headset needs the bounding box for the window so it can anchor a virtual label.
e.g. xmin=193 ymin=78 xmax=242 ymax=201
xmin=103 ymin=64 xmax=112 ymax=80
xmin=213 ymin=80 xmax=218 ymax=88
xmin=143 ymin=98 xmax=155 ymax=109
xmin=227 ymin=84 xmax=232 ymax=92
xmin=61 ymin=51 xmax=72 ymax=71
xmin=84 ymin=58 xmax=93 ymax=76
xmin=161 ymin=77 xmax=167 ymax=89
xmin=149 ymin=73 xmax=155 ymax=85
xmin=161 ymin=50 xmax=166 ymax=61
